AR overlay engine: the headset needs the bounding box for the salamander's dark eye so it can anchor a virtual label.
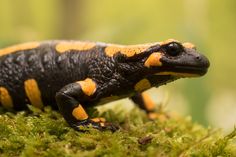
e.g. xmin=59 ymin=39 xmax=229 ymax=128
xmin=165 ymin=42 xmax=183 ymax=56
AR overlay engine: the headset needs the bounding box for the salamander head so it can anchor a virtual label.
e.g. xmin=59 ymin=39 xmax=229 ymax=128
xmin=114 ymin=39 xmax=210 ymax=88
xmin=150 ymin=39 xmax=210 ymax=77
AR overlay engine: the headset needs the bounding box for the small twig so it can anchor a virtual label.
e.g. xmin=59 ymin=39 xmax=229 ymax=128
xmin=138 ymin=135 xmax=153 ymax=145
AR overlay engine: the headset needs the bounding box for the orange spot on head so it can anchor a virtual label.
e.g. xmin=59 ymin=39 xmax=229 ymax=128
xmin=56 ymin=41 xmax=96 ymax=53
xmin=183 ymin=42 xmax=196 ymax=49
xmin=0 ymin=87 xmax=13 ymax=109
xmin=144 ymin=52 xmax=162 ymax=67
xmin=0 ymin=42 xmax=40 ymax=57
xmin=72 ymin=105 xmax=88 ymax=120
xmin=77 ymin=78 xmax=97 ymax=96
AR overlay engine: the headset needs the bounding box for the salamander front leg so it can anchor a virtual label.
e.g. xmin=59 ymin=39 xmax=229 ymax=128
xmin=131 ymin=91 xmax=160 ymax=120
xmin=55 ymin=78 xmax=118 ymax=132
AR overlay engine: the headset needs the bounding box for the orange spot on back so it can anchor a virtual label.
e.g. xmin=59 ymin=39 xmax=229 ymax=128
xmin=105 ymin=43 xmax=158 ymax=57
xmin=0 ymin=87 xmax=13 ymax=109
xmin=0 ymin=42 xmax=40 ymax=57
xmin=56 ymin=41 xmax=96 ymax=53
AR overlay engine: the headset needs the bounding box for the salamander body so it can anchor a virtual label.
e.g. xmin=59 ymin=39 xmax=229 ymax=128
xmin=0 ymin=39 xmax=210 ymax=131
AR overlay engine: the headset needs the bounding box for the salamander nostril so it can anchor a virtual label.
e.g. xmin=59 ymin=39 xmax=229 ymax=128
xmin=196 ymin=55 xmax=201 ymax=60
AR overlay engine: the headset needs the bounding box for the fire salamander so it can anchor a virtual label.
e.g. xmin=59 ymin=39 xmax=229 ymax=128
xmin=0 ymin=39 xmax=210 ymax=131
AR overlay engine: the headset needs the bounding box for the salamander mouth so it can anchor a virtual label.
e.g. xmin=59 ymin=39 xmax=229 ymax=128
xmin=173 ymin=65 xmax=208 ymax=75
xmin=155 ymin=65 xmax=208 ymax=77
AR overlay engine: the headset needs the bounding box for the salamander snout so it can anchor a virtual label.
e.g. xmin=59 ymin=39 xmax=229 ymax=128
xmin=194 ymin=53 xmax=210 ymax=69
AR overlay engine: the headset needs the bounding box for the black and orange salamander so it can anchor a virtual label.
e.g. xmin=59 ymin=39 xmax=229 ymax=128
xmin=0 ymin=39 xmax=210 ymax=131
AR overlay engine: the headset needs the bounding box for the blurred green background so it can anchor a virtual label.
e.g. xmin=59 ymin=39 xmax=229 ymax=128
xmin=0 ymin=0 xmax=235 ymax=131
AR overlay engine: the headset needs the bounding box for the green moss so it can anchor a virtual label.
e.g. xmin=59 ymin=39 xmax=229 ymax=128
xmin=0 ymin=105 xmax=235 ymax=157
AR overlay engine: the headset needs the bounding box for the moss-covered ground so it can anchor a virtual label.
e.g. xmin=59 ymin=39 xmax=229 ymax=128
xmin=0 ymin=105 xmax=235 ymax=157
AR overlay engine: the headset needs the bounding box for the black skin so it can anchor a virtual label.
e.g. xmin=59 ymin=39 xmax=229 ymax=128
xmin=0 ymin=41 xmax=210 ymax=131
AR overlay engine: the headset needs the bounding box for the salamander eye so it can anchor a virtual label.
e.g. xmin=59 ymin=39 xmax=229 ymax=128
xmin=164 ymin=42 xmax=183 ymax=56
